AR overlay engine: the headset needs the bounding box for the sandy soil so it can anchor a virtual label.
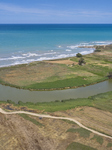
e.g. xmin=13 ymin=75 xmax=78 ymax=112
xmin=44 ymin=59 xmax=76 ymax=65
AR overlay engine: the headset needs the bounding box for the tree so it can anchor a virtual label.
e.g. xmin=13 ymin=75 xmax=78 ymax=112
xmin=78 ymin=57 xmax=86 ymax=65
xmin=76 ymin=53 xmax=82 ymax=57
xmin=107 ymin=72 xmax=112 ymax=79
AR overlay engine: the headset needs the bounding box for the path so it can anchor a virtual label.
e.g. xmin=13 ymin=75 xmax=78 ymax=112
xmin=0 ymin=108 xmax=112 ymax=140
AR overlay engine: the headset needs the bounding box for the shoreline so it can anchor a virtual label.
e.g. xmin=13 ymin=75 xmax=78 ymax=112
xmin=0 ymin=44 xmax=111 ymax=91
xmin=0 ymin=48 xmax=94 ymax=69
xmin=0 ymin=44 xmax=109 ymax=69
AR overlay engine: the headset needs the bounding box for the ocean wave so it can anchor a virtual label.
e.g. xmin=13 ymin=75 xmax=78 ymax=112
xmin=80 ymin=49 xmax=94 ymax=55
xmin=1 ymin=40 xmax=110 ymax=68
xmin=22 ymin=51 xmax=57 ymax=58
xmin=67 ymin=43 xmax=94 ymax=49
xmin=42 ymin=52 xmax=57 ymax=55
xmin=66 ymin=49 xmax=72 ymax=52
xmin=67 ymin=45 xmax=79 ymax=49
xmin=0 ymin=48 xmax=95 ymax=68
xmin=92 ymin=41 xmax=112 ymax=45
xmin=58 ymin=45 xmax=62 ymax=48
xmin=0 ymin=56 xmax=25 ymax=61
xmin=22 ymin=52 xmax=40 ymax=57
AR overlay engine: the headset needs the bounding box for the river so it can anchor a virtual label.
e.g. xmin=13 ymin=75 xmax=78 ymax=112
xmin=0 ymin=80 xmax=112 ymax=103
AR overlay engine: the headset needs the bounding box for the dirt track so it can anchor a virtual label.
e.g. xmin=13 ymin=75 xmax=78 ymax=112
xmin=0 ymin=108 xmax=112 ymax=140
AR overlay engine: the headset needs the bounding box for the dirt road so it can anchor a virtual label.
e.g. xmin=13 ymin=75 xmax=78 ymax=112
xmin=0 ymin=108 xmax=112 ymax=140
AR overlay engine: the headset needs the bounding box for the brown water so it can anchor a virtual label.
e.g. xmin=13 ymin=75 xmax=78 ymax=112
xmin=0 ymin=80 xmax=112 ymax=103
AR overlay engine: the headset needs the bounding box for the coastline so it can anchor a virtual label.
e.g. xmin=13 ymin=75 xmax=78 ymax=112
xmin=0 ymin=44 xmax=111 ymax=91
xmin=0 ymin=46 xmax=95 ymax=68
xmin=0 ymin=44 xmax=102 ymax=69
xmin=0 ymin=44 xmax=107 ymax=69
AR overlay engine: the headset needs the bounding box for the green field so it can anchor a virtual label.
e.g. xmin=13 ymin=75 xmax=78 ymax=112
xmin=66 ymin=142 xmax=97 ymax=150
xmin=91 ymin=135 xmax=103 ymax=145
xmin=19 ymin=114 xmax=44 ymax=127
xmin=66 ymin=128 xmax=91 ymax=138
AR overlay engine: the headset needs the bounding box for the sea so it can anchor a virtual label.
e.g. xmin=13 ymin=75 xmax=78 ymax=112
xmin=0 ymin=24 xmax=112 ymax=68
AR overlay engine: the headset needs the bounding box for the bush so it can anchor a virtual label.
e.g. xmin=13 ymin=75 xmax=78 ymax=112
xmin=94 ymin=49 xmax=101 ymax=52
xmin=107 ymin=72 xmax=112 ymax=79
xmin=76 ymin=53 xmax=82 ymax=57
xmin=78 ymin=57 xmax=86 ymax=65
xmin=55 ymin=100 xmax=60 ymax=102
xmin=7 ymin=100 xmax=15 ymax=104
xmin=18 ymin=101 xmax=24 ymax=105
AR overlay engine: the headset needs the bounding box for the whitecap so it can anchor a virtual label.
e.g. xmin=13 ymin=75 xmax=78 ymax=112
xmin=67 ymin=45 xmax=79 ymax=49
xmin=80 ymin=49 xmax=94 ymax=55
xmin=22 ymin=52 xmax=40 ymax=57
xmin=92 ymin=41 xmax=112 ymax=45
xmin=0 ymin=56 xmax=25 ymax=61
xmin=66 ymin=49 xmax=72 ymax=52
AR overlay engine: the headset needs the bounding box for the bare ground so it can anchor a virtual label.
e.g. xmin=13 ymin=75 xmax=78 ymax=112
xmin=53 ymin=106 xmax=112 ymax=136
xmin=0 ymin=107 xmax=112 ymax=150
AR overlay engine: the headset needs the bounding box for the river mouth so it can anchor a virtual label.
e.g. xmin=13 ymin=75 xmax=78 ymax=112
xmin=0 ymin=80 xmax=112 ymax=104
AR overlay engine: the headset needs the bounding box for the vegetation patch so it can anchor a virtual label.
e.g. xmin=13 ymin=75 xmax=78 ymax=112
xmin=24 ymin=76 xmax=98 ymax=90
xmin=0 ymin=44 xmax=112 ymax=90
xmin=1 ymin=90 xmax=112 ymax=114
xmin=66 ymin=142 xmax=97 ymax=150
xmin=62 ymin=119 xmax=77 ymax=125
xmin=76 ymin=53 xmax=82 ymax=57
xmin=19 ymin=114 xmax=44 ymax=127
xmin=91 ymin=135 xmax=103 ymax=145
xmin=107 ymin=142 xmax=112 ymax=148
xmin=66 ymin=127 xmax=91 ymax=138
xmin=13 ymin=90 xmax=112 ymax=113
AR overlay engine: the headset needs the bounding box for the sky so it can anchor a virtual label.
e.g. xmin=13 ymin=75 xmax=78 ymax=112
xmin=0 ymin=0 xmax=112 ymax=24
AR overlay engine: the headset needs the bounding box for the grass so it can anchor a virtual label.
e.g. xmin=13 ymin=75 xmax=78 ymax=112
xmin=66 ymin=142 xmax=97 ymax=150
xmin=91 ymin=135 xmax=103 ymax=145
xmin=16 ymin=90 xmax=112 ymax=113
xmin=24 ymin=76 xmax=106 ymax=90
xmin=66 ymin=128 xmax=91 ymax=138
xmin=4 ymin=90 xmax=112 ymax=113
xmin=62 ymin=119 xmax=77 ymax=125
xmin=0 ymin=44 xmax=112 ymax=90
xmin=81 ymin=64 xmax=112 ymax=76
xmin=19 ymin=114 xmax=44 ymax=127
xmin=107 ymin=143 xmax=112 ymax=148
xmin=16 ymin=98 xmax=93 ymax=112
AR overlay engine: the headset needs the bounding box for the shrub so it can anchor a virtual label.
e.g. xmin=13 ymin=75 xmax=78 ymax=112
xmin=76 ymin=53 xmax=82 ymax=57
xmin=78 ymin=57 xmax=86 ymax=65
xmin=94 ymin=49 xmax=101 ymax=52
xmin=55 ymin=100 xmax=60 ymax=102
xmin=7 ymin=100 xmax=15 ymax=104
xmin=107 ymin=72 xmax=112 ymax=79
